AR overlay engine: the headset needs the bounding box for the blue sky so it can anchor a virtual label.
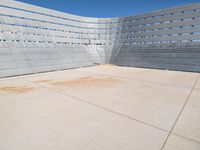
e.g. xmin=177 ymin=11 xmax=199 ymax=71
xmin=17 ymin=0 xmax=200 ymax=18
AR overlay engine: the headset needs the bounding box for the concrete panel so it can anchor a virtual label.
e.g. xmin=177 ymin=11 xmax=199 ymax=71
xmin=163 ymin=134 xmax=200 ymax=150
xmin=61 ymin=74 xmax=193 ymax=131
xmin=1 ymin=65 xmax=199 ymax=149
xmin=172 ymin=87 xmax=200 ymax=142
xmin=0 ymin=92 xmax=167 ymax=150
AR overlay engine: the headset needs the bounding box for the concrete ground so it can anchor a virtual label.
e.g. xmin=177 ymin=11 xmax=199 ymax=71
xmin=0 ymin=65 xmax=200 ymax=150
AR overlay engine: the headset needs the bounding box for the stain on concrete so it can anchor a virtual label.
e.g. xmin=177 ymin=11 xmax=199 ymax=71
xmin=0 ymin=86 xmax=34 ymax=94
xmin=35 ymin=80 xmax=51 ymax=83
xmin=40 ymin=77 xmax=121 ymax=87
xmin=52 ymin=77 xmax=120 ymax=87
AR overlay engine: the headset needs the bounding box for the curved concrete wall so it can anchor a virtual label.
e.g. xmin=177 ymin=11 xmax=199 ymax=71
xmin=110 ymin=3 xmax=200 ymax=72
xmin=0 ymin=0 xmax=200 ymax=77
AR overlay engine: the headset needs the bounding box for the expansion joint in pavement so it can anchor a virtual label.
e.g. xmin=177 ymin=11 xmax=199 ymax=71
xmin=160 ymin=74 xmax=200 ymax=150
xmin=58 ymin=91 xmax=169 ymax=133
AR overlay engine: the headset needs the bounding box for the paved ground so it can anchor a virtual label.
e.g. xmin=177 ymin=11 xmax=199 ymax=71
xmin=0 ymin=65 xmax=200 ymax=150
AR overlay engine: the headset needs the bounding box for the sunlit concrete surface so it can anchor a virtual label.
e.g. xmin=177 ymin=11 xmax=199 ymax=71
xmin=0 ymin=65 xmax=200 ymax=150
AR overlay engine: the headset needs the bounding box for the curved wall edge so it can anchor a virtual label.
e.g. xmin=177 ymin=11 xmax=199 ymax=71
xmin=0 ymin=0 xmax=200 ymax=78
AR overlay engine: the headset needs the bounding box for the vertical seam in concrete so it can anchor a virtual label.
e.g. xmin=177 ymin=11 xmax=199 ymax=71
xmin=160 ymin=74 xmax=200 ymax=150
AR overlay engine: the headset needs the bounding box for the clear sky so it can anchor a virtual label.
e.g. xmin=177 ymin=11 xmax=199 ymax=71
xmin=17 ymin=0 xmax=200 ymax=18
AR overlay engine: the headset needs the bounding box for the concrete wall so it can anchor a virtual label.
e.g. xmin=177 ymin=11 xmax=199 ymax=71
xmin=0 ymin=0 xmax=100 ymax=77
xmin=0 ymin=0 xmax=200 ymax=77
xmin=109 ymin=3 xmax=200 ymax=72
xmin=110 ymin=45 xmax=200 ymax=72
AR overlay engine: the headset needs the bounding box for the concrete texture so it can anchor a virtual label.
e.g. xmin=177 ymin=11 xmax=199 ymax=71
xmin=1 ymin=0 xmax=200 ymax=78
xmin=163 ymin=134 xmax=200 ymax=150
xmin=172 ymin=88 xmax=200 ymax=142
xmin=0 ymin=65 xmax=200 ymax=150
xmin=110 ymin=47 xmax=200 ymax=72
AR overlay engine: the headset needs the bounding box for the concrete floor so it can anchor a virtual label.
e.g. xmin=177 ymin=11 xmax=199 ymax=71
xmin=0 ymin=65 xmax=200 ymax=150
